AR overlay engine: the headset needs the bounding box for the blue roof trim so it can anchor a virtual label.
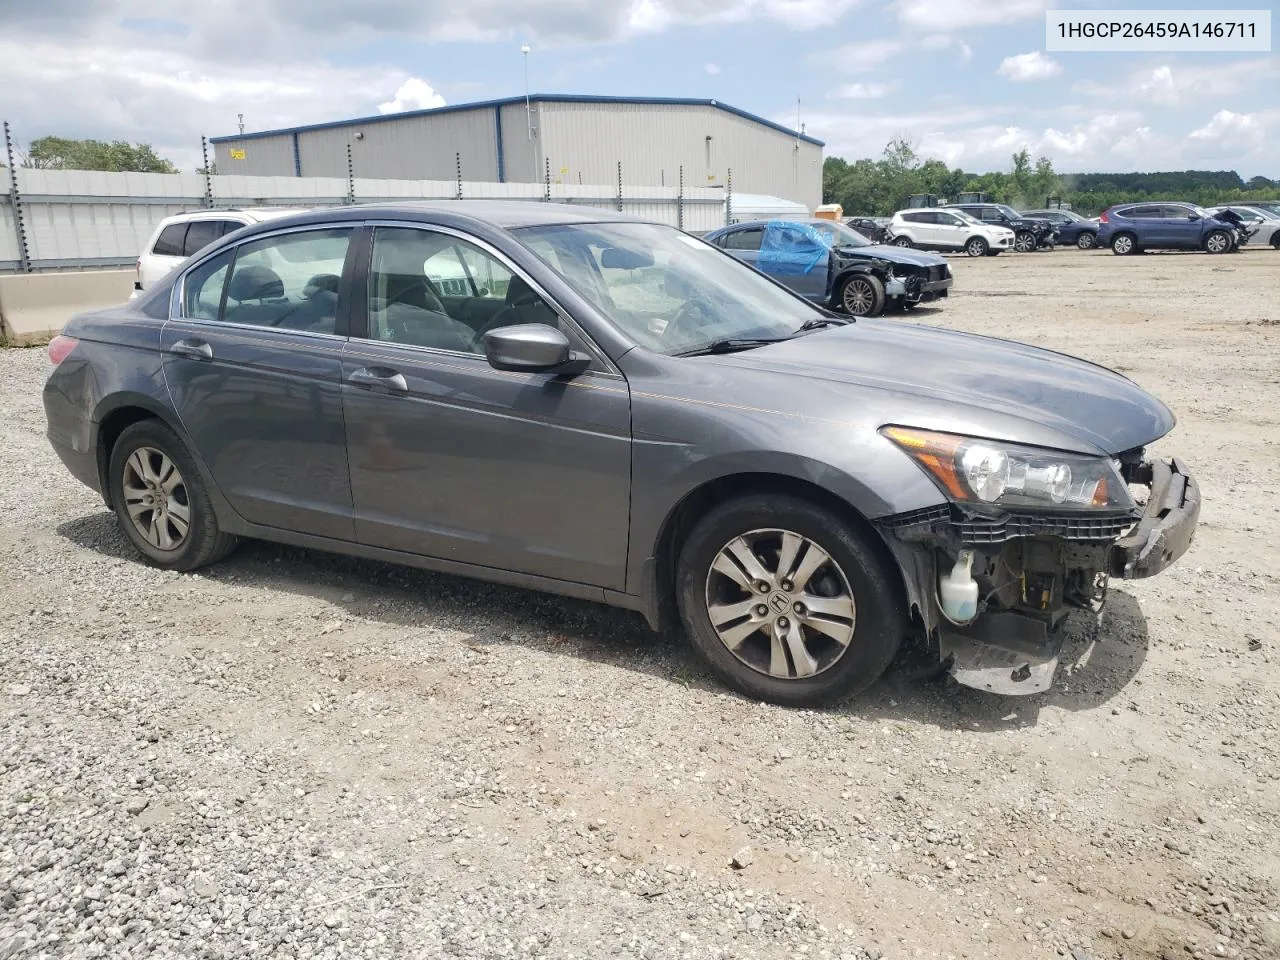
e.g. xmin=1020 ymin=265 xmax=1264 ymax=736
xmin=210 ymin=94 xmax=825 ymax=147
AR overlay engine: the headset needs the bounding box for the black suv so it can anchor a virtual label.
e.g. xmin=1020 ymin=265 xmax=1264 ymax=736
xmin=944 ymin=203 xmax=1057 ymax=252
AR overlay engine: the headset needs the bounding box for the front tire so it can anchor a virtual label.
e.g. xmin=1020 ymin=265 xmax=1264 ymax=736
xmin=1014 ymin=231 xmax=1036 ymax=253
xmin=109 ymin=420 xmax=236 ymax=571
xmin=1204 ymin=230 xmax=1231 ymax=254
xmin=838 ymin=273 xmax=886 ymax=317
xmin=893 ymin=236 xmax=914 ymax=248
xmin=676 ymin=495 xmax=904 ymax=707
xmin=964 ymin=236 xmax=988 ymax=257
xmin=1077 ymin=232 xmax=1097 ymax=250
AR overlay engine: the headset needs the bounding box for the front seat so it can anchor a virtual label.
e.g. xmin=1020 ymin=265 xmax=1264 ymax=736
xmin=480 ymin=276 xmax=559 ymax=335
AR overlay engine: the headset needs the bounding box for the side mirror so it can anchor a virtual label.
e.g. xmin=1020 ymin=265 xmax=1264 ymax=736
xmin=483 ymin=323 xmax=588 ymax=375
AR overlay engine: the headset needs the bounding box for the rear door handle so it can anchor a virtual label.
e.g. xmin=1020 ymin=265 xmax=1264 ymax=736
xmin=348 ymin=367 xmax=408 ymax=393
xmin=168 ymin=338 xmax=213 ymax=360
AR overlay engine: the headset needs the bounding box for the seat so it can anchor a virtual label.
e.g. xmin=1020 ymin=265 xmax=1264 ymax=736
xmin=224 ymin=264 xmax=291 ymax=327
xmin=478 ymin=275 xmax=559 ymax=336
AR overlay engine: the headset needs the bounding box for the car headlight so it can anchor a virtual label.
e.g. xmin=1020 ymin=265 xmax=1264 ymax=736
xmin=881 ymin=427 xmax=1134 ymax=511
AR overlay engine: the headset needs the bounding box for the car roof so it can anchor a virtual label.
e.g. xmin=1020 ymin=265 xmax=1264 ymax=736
xmin=710 ymin=217 xmax=837 ymax=231
xmin=158 ymin=207 xmax=309 ymax=226
xmin=230 ymin=200 xmax=651 ymax=236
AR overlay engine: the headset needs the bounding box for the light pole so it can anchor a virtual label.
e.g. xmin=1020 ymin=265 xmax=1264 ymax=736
xmin=522 ymin=44 xmax=536 ymax=182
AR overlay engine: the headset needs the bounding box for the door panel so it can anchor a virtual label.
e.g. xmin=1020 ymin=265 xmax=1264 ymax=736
xmin=341 ymin=345 xmax=632 ymax=588
xmin=161 ymin=227 xmax=358 ymax=540
xmin=342 ymin=224 xmax=632 ymax=589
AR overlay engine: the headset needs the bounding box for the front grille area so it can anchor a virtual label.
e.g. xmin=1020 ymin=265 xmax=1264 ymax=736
xmin=953 ymin=512 xmax=1138 ymax=544
xmin=878 ymin=504 xmax=1138 ymax=545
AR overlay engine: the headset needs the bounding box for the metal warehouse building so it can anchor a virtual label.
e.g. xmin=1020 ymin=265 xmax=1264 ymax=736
xmin=210 ymin=95 xmax=823 ymax=211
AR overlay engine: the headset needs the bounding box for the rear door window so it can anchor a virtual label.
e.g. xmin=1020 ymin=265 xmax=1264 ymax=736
xmin=1123 ymin=206 xmax=1159 ymax=219
xmin=724 ymin=228 xmax=764 ymax=251
xmin=152 ymin=223 xmax=188 ymax=257
xmin=183 ymin=221 xmax=224 ymax=256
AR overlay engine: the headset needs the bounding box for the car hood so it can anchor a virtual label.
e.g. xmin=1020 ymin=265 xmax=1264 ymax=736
xmin=710 ymin=318 xmax=1175 ymax=455
xmin=833 ymin=244 xmax=947 ymax=267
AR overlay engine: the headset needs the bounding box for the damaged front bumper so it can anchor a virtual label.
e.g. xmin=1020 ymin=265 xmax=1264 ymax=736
xmin=878 ymin=457 xmax=1200 ymax=696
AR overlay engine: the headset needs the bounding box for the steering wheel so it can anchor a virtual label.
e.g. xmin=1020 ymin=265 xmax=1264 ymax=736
xmin=663 ymin=299 xmax=719 ymax=349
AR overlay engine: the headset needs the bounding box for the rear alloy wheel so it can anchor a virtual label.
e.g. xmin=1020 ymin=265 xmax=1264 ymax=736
xmin=109 ymin=419 xmax=236 ymax=571
xmin=677 ymin=495 xmax=904 ymax=706
xmin=1014 ymin=231 xmax=1037 ymax=253
xmin=893 ymin=236 xmax=914 ymax=248
xmin=839 ymin=273 xmax=886 ymax=317
xmin=1077 ymin=232 xmax=1097 ymax=250
xmin=1204 ymin=230 xmax=1231 ymax=254
xmin=1111 ymin=233 xmax=1137 ymax=255
xmin=965 ymin=236 xmax=988 ymax=257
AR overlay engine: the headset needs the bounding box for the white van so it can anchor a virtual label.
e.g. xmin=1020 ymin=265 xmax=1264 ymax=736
xmin=131 ymin=208 xmax=308 ymax=297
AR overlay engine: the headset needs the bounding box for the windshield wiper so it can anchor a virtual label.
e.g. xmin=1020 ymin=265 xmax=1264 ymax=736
xmin=674 ymin=337 xmax=791 ymax=357
xmin=797 ymin=315 xmax=850 ymax=332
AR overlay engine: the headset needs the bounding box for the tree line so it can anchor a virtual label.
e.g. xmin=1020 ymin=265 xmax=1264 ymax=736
xmin=824 ymin=138 xmax=1280 ymax=217
xmin=2 ymin=136 xmax=178 ymax=174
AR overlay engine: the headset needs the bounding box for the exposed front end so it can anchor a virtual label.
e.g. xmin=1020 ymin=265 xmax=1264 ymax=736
xmin=875 ymin=429 xmax=1200 ymax=695
xmin=885 ymin=262 xmax=953 ymax=306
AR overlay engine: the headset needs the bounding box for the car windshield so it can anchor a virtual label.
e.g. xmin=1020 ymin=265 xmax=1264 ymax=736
xmin=951 ymin=210 xmax=984 ymax=225
xmin=514 ymin=221 xmax=825 ymax=356
xmin=807 ymin=220 xmax=873 ymax=248
xmin=1241 ymin=207 xmax=1279 ymax=220
xmin=995 ymin=204 xmax=1022 ymax=220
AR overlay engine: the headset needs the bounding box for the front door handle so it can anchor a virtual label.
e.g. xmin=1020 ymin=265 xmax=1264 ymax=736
xmin=348 ymin=367 xmax=408 ymax=393
xmin=168 ymin=338 xmax=213 ymax=361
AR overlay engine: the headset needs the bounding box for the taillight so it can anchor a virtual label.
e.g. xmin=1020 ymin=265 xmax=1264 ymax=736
xmin=47 ymin=335 xmax=78 ymax=365
xmin=1098 ymin=210 xmax=1110 ymax=224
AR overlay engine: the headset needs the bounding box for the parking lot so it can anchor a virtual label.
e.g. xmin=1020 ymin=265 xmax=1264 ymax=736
xmin=2 ymin=246 xmax=1278 ymax=960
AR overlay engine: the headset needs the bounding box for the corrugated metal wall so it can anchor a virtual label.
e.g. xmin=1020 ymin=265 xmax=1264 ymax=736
xmin=1 ymin=168 xmax=727 ymax=269
xmin=538 ymin=102 xmax=822 ymax=210
xmin=213 ymin=134 xmax=297 ymax=177
xmin=208 ymin=101 xmax=822 ymax=207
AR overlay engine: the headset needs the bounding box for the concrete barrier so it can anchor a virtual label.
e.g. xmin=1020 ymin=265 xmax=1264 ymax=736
xmin=0 ymin=270 xmax=135 ymax=346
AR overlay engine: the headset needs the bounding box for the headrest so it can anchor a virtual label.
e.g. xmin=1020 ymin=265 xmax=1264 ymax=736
xmin=228 ymin=265 xmax=284 ymax=302
xmin=303 ymin=273 xmax=341 ymax=299
xmin=506 ymin=275 xmax=540 ymax=306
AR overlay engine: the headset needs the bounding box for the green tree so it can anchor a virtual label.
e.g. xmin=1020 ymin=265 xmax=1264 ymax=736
xmin=25 ymin=137 xmax=178 ymax=174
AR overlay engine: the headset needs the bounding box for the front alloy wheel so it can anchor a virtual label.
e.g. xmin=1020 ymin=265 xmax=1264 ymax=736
xmin=1204 ymin=230 xmax=1231 ymax=254
xmin=705 ymin=529 xmax=856 ymax=680
xmin=1077 ymin=232 xmax=1097 ymax=250
xmin=965 ymin=237 xmax=988 ymax=257
xmin=839 ymin=273 xmax=886 ymax=317
xmin=1014 ymin=231 xmax=1036 ymax=253
xmin=676 ymin=494 xmax=904 ymax=706
xmin=893 ymin=236 xmax=914 ymax=248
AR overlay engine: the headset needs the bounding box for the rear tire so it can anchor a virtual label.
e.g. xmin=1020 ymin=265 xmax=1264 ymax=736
xmin=838 ymin=273 xmax=886 ymax=317
xmin=1077 ymin=232 xmax=1097 ymax=250
xmin=676 ymin=494 xmax=905 ymax=706
xmin=893 ymin=236 xmax=914 ymax=248
xmin=964 ymin=236 xmax=988 ymax=257
xmin=1111 ymin=233 xmax=1137 ymax=255
xmin=108 ymin=420 xmax=236 ymax=571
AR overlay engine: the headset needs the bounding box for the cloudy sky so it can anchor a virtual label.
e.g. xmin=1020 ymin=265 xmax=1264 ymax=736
xmin=0 ymin=0 xmax=1275 ymax=177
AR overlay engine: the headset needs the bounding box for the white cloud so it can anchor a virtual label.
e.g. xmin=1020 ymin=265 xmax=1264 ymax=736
xmin=997 ymin=51 xmax=1063 ymax=83
xmin=378 ymin=78 xmax=446 ymax=114
xmin=894 ymin=0 xmax=1050 ymax=32
xmin=704 ymin=62 xmax=721 ymax=74
xmin=828 ymin=81 xmax=900 ymax=100
xmin=1075 ymin=59 xmax=1280 ymax=107
xmin=816 ymin=38 xmax=904 ymax=71
xmin=1188 ymin=109 xmax=1260 ymax=141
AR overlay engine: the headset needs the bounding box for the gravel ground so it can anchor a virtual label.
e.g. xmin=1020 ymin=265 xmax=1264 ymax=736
xmin=2 ymin=246 xmax=1278 ymax=960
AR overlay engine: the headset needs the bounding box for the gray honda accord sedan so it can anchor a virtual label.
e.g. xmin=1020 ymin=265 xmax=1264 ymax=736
xmin=43 ymin=201 xmax=1199 ymax=704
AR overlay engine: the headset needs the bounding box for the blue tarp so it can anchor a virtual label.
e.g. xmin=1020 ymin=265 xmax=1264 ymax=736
xmin=757 ymin=220 xmax=833 ymax=276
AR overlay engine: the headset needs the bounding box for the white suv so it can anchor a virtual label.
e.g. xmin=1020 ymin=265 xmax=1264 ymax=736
xmin=131 ymin=208 xmax=308 ymax=297
xmin=888 ymin=208 xmax=1016 ymax=257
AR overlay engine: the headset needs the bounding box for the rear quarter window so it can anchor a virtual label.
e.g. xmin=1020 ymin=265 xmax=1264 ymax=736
xmin=151 ymin=223 xmax=188 ymax=257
